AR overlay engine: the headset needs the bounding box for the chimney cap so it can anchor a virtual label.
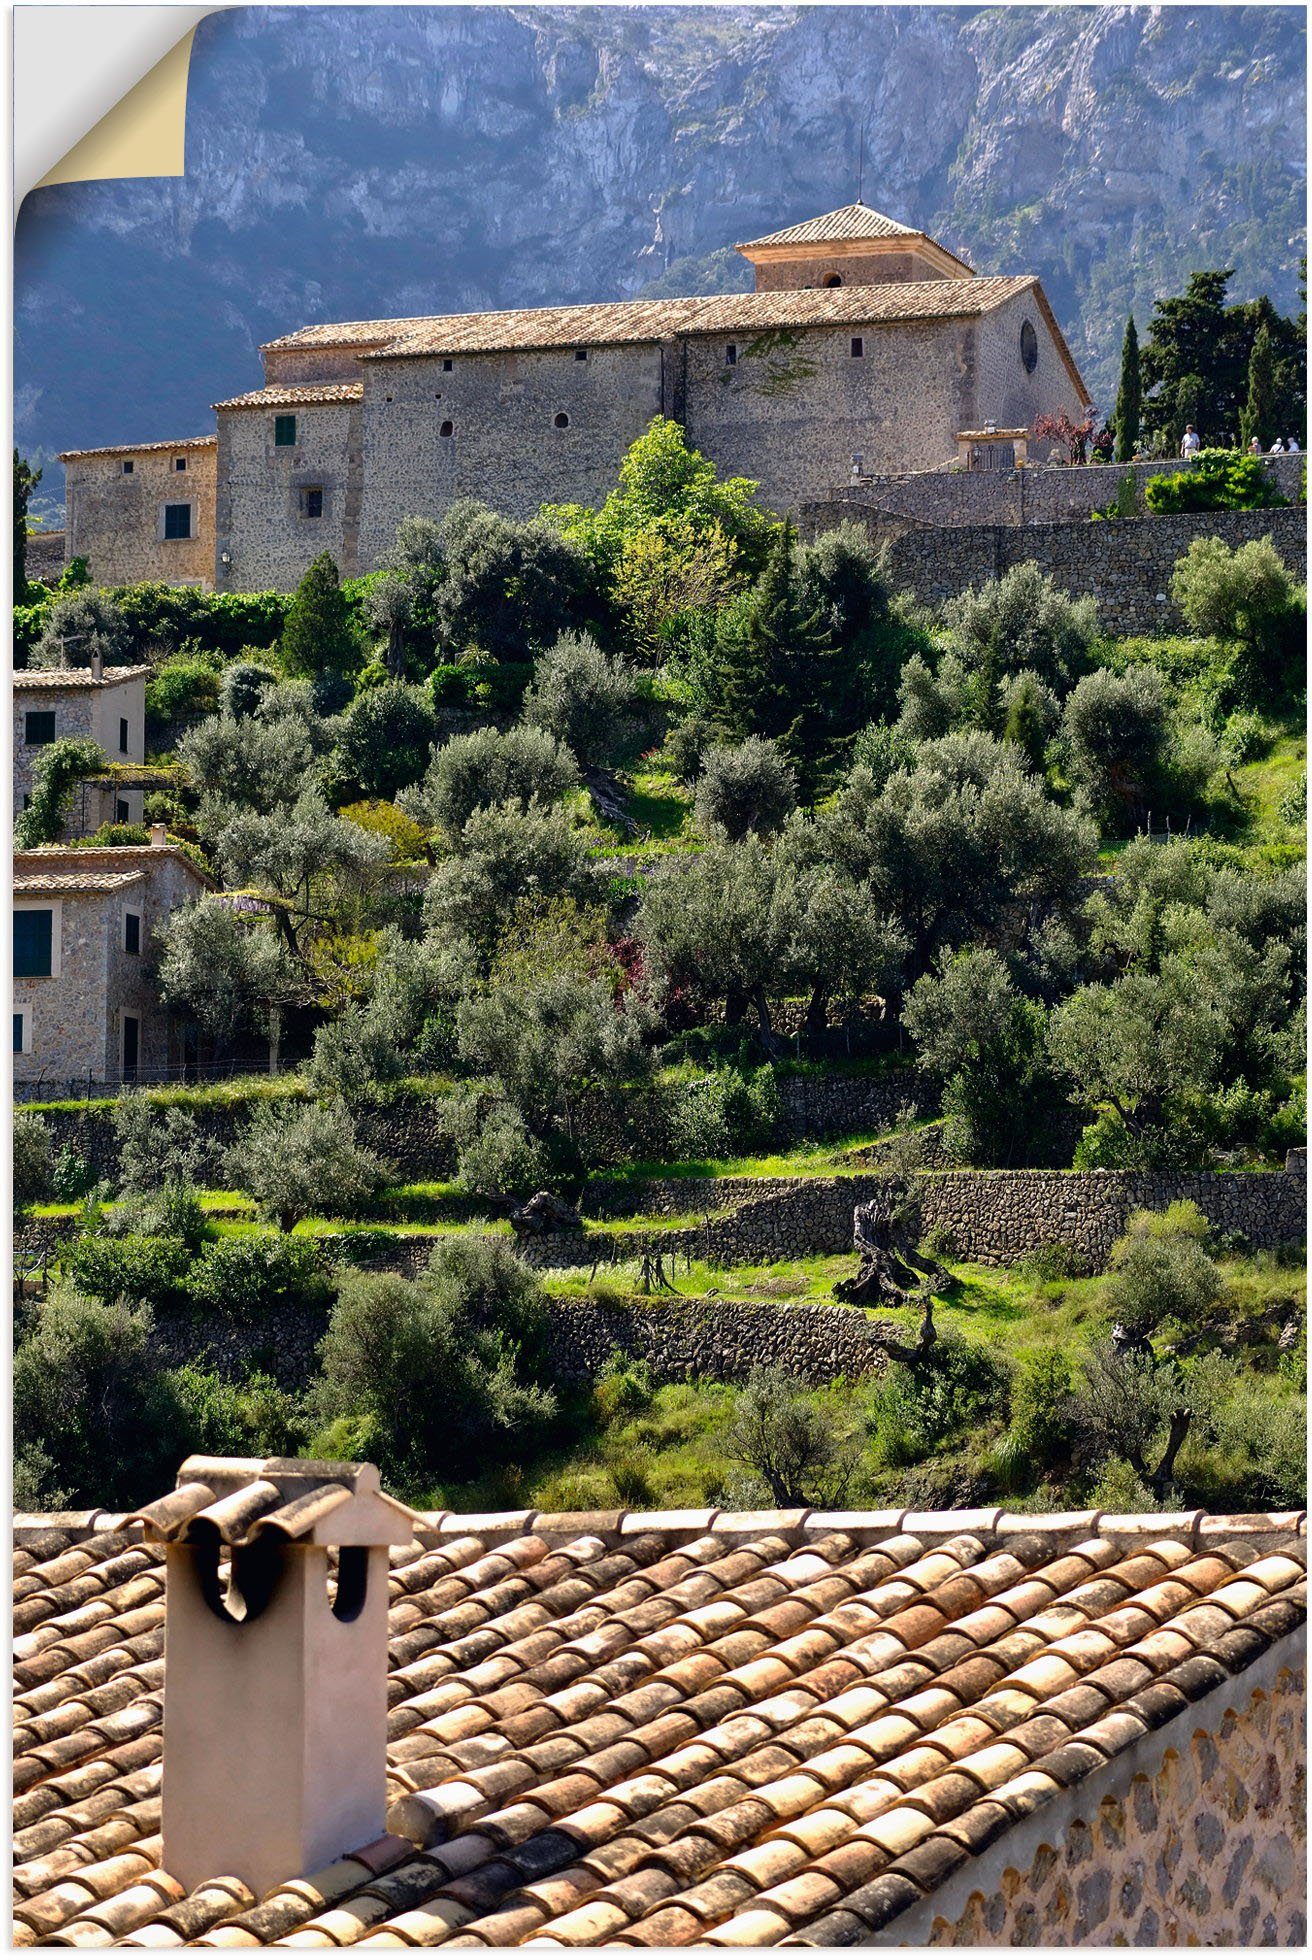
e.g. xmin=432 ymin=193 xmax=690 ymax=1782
xmin=149 ymin=822 xmax=169 ymax=848
xmin=128 ymin=1456 xmax=421 ymax=1549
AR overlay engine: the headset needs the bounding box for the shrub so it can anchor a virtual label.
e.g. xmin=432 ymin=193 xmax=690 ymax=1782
xmin=664 ymin=1066 xmax=781 ymax=1161
xmin=1102 ymin=1205 xmax=1223 ymax=1339
xmin=32 ymin=588 xmax=132 ymax=668
xmin=944 ymin=561 xmax=1099 ymax=691
xmin=726 ymin=1369 xmax=856 ymax=1506
xmin=113 ymin=1091 xmax=220 ymax=1194
xmin=15 ymin=736 xmax=105 ymax=847
xmin=416 ymin=724 xmax=579 ymax=836
xmin=50 ymin=1144 xmax=97 ymax=1202
xmin=145 ymin=653 xmax=222 ymax=729
xmin=220 ymin=660 xmax=277 ymax=719
xmin=63 ymin=1233 xmax=195 ymax=1313
xmin=1020 ymin=1242 xmax=1088 ymax=1283
xmin=227 ymin=1101 xmax=389 ymax=1230
xmin=13 ymin=1111 xmax=53 ymax=1213
xmin=868 ymin=1337 xmax=1010 ymax=1465
xmin=521 ymin=631 xmax=642 ymax=768
xmin=307 ymin=1241 xmax=555 ymax=1492
xmin=13 ymin=1290 xmax=189 ymax=1508
xmin=187 ymin=1235 xmax=333 ymax=1323
xmin=1170 ymin=534 xmax=1303 ymax=686
xmin=429 ymin=662 xmax=477 ymax=708
xmin=112 ymin=1184 xmax=210 ymax=1256
xmin=447 ymin=1087 xmax=549 ymax=1200
xmin=168 ymin=1364 xmax=301 ymax=1460
xmin=595 ymin=1351 xmax=655 ymax=1422
xmin=340 ymin=799 xmax=430 ymax=862
xmin=662 ymin=713 xmax=720 ymax=786
xmin=693 ymin=736 xmax=797 ymax=840
xmin=333 ymin=682 xmax=438 ymax=800
xmin=1144 ymin=451 xmax=1285 ymax=514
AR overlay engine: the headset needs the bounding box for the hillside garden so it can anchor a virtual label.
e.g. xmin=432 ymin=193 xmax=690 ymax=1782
xmin=12 ymin=418 xmax=1307 ymax=1519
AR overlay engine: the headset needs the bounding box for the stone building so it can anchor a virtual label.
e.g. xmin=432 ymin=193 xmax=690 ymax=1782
xmin=12 ymin=661 xmax=150 ymax=833
xmin=53 ymin=203 xmax=1090 ymax=592
xmin=58 ymin=436 xmax=217 ymax=589
xmin=13 ymin=829 xmax=213 ymax=1093
xmin=10 ymin=1469 xmax=1307 ymax=1947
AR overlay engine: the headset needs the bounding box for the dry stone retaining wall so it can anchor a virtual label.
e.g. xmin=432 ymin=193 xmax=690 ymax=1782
xmin=797 ymin=503 xmax=1307 ymax=637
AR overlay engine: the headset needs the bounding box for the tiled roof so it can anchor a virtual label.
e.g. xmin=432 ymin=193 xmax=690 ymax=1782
xmin=212 ymin=383 xmax=365 ymax=412
xmin=258 ymin=278 xmax=1035 ymax=367
xmin=11 ymin=1499 xmax=1305 ymax=1947
xmin=262 ymin=318 xmax=444 ymax=353
xmin=57 ymin=437 xmax=216 ymax=462
xmin=13 ymin=846 xmax=215 ymax=892
xmin=738 ymin=204 xmax=923 ymax=248
xmin=13 ymin=870 xmax=148 ymax=896
xmin=15 ymin=666 xmax=153 ymax=692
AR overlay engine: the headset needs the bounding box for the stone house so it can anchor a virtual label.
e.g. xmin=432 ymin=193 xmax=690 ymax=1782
xmin=12 ymin=661 xmax=151 ymax=834
xmin=12 ymin=830 xmax=213 ymax=1093
xmin=57 ymin=436 xmax=217 ymax=589
xmin=10 ymin=1463 xmax=1307 ymax=1947
xmin=53 ymin=203 xmax=1090 ymax=592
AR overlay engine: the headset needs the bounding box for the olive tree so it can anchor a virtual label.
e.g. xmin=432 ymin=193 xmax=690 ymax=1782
xmin=410 ymin=724 xmax=578 ymax=837
xmin=521 ymin=631 xmax=642 ymax=768
xmin=694 ymin=736 xmax=797 ymax=841
xmin=226 ymin=1101 xmax=389 ymax=1231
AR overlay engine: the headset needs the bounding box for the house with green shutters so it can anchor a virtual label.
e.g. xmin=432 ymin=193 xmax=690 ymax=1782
xmin=13 ymin=831 xmax=213 ymax=1095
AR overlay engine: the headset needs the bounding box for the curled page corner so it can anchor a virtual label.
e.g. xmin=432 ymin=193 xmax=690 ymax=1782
xmin=14 ymin=5 xmax=215 ymax=219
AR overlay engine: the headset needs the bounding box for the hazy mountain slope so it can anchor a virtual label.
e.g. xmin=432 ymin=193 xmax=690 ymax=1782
xmin=16 ymin=4 xmax=1305 ymax=517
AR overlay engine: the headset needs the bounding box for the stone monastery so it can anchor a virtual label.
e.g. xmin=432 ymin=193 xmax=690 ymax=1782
xmin=60 ymin=203 xmax=1090 ymax=594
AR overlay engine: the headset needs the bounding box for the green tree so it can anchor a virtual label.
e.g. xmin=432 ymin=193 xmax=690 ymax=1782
xmin=1140 ymin=269 xmax=1245 ymax=447
xmin=712 ymin=522 xmax=838 ymax=793
xmin=1170 ymin=534 xmax=1303 ymax=690
xmin=694 ymin=737 xmax=797 ymax=841
xmin=333 ymin=682 xmax=438 ymax=800
xmin=32 ymin=588 xmax=131 ymax=669
xmin=14 ymin=449 xmax=41 ymax=600
xmin=1113 ymin=315 xmax=1142 ymax=462
xmin=226 ymin=1100 xmax=388 ymax=1231
xmin=521 ymin=632 xmax=642 ymax=769
xmin=411 ymin=724 xmax=578 ymax=837
xmin=903 ymin=949 xmax=1057 ymax=1165
xmin=1060 ymin=667 xmax=1171 ymax=827
xmin=157 ymin=898 xmax=295 ymax=1056
xmin=636 ymin=834 xmax=789 ymax=1041
xmin=422 ymin=799 xmax=602 ymax=970
xmin=1240 ymin=319 xmax=1278 ymax=451
xmin=1002 ymin=673 xmax=1057 ymax=774
xmin=433 ymin=500 xmax=593 ymax=661
xmin=211 ymin=789 xmax=391 ymax=959
xmin=112 ymin=1092 xmax=219 ymax=1194
xmin=1102 ymin=1205 xmax=1223 ymax=1341
xmin=944 ymin=562 xmax=1098 ymax=693
xmin=278 ymin=553 xmax=360 ymax=686
xmin=181 ymin=709 xmax=317 ymax=817
xmin=13 ymin=1110 xmax=53 ymax=1215
xmin=726 ymin=1369 xmax=855 ymax=1507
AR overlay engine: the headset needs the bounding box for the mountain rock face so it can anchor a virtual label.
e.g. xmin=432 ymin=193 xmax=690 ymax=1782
xmin=16 ymin=5 xmax=1305 ymax=514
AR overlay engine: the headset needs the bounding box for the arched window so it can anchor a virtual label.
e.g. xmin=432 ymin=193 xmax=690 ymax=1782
xmin=1020 ymin=320 xmax=1039 ymax=374
xmin=554 ymin=412 xmax=570 ymax=429
xmin=822 ymin=273 xmax=843 ymax=289
xmin=439 ymin=420 xmax=454 ymax=439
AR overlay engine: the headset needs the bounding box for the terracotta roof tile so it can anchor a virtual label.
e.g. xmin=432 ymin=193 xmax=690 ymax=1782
xmin=212 ymin=383 xmax=364 ymax=412
xmin=12 ymin=1499 xmax=1304 ymax=1947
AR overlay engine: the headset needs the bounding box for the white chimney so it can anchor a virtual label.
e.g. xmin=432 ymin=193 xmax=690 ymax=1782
xmin=90 ymin=651 xmax=104 ymax=681
xmin=131 ymin=1458 xmax=416 ymax=1897
xmin=149 ymin=822 xmax=168 ymax=849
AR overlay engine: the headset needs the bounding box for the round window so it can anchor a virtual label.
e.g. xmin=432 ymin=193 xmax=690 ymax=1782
xmin=554 ymin=412 xmax=570 ymax=429
xmin=1020 ymin=320 xmax=1038 ymax=374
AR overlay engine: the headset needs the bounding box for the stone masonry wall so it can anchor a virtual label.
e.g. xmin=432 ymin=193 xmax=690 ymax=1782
xmin=809 ymin=451 xmax=1304 ymax=530
xmin=215 ymin=398 xmax=362 ymax=591
xmin=798 ymin=505 xmax=1308 ymax=637
xmin=64 ymin=444 xmax=216 ymax=588
xmin=920 ymin=1658 xmax=1306 ymax=1947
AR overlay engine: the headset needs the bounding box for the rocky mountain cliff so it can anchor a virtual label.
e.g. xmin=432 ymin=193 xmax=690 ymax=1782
xmin=16 ymin=5 xmax=1305 ymax=516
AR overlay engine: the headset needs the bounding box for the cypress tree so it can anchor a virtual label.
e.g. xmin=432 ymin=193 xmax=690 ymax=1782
xmin=278 ymin=552 xmax=359 ymax=685
xmin=1240 ymin=321 xmax=1277 ymax=452
xmin=1113 ymin=317 xmax=1141 ymax=463
xmin=715 ymin=522 xmax=835 ymax=794
xmin=14 ymin=450 xmax=40 ymax=600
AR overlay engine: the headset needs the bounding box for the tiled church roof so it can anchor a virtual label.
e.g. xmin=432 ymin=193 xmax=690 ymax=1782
xmin=11 ymin=1498 xmax=1305 ymax=1947
xmin=213 ymin=383 xmax=365 ymax=412
xmin=737 ymin=204 xmax=925 ymax=248
xmin=261 ymin=276 xmax=1035 ymax=364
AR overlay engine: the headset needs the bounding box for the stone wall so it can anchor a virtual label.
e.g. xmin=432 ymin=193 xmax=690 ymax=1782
xmin=25 ymin=531 xmax=66 ymax=581
xmin=64 ymin=442 xmax=217 ymax=589
xmin=215 ymin=396 xmax=363 ymax=592
xmin=540 ymin=1296 xmax=886 ymax=1386
xmin=912 ymin=1654 xmax=1306 ymax=1947
xmin=797 ymin=505 xmax=1308 ymax=637
xmin=808 ymin=451 xmax=1304 ymax=530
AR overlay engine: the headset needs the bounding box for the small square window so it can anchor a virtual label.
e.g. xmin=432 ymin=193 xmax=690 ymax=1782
xmin=725 ymin=344 xmax=738 ymax=367
xmin=442 ymin=358 xmax=454 ymax=373
xmin=439 ymin=420 xmax=454 ymax=439
xmin=24 ymin=710 xmax=56 ymax=747
xmin=574 ymin=348 xmax=588 ymax=362
xmin=850 ymin=337 xmax=864 ymax=358
xmin=174 ymin=456 xmax=187 ymax=471
xmin=300 ymin=486 xmax=324 ymax=519
xmin=164 ymin=503 xmax=192 ymax=540
xmin=274 ymin=414 xmax=297 ymax=447
xmin=124 ymin=912 xmax=142 ymax=956
xmin=121 ymin=460 xmax=134 ymax=475
xmin=119 ymin=715 xmax=129 ymax=753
